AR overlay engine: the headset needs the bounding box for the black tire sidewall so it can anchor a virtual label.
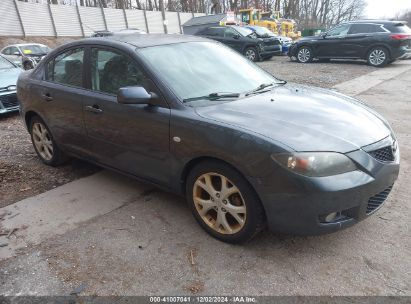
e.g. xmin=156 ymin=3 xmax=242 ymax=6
xmin=367 ymin=47 xmax=389 ymax=67
xmin=244 ymin=47 xmax=259 ymax=62
xmin=186 ymin=160 xmax=266 ymax=243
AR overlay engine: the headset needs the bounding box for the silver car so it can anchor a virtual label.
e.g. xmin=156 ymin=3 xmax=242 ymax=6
xmin=0 ymin=43 xmax=50 ymax=70
xmin=0 ymin=55 xmax=22 ymax=114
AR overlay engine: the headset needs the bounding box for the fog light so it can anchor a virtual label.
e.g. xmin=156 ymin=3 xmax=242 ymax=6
xmin=319 ymin=212 xmax=338 ymax=223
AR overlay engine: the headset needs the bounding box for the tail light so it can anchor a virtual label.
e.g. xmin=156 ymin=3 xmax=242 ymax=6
xmin=390 ymin=34 xmax=411 ymax=40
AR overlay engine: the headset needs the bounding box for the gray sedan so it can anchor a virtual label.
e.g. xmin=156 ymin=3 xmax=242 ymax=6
xmin=17 ymin=34 xmax=399 ymax=243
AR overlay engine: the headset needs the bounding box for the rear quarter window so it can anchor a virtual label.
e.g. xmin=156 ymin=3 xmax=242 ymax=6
xmin=386 ymin=24 xmax=411 ymax=33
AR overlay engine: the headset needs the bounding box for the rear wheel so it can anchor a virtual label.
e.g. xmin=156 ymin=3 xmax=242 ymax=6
xmin=186 ymin=160 xmax=266 ymax=243
xmin=367 ymin=47 xmax=389 ymax=67
xmin=296 ymin=46 xmax=313 ymax=63
xmin=29 ymin=116 xmax=68 ymax=166
xmin=244 ymin=47 xmax=259 ymax=62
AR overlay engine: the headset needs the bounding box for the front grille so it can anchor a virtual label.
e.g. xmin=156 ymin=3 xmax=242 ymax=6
xmin=0 ymin=93 xmax=19 ymax=109
xmin=366 ymin=186 xmax=392 ymax=214
xmin=368 ymin=146 xmax=395 ymax=162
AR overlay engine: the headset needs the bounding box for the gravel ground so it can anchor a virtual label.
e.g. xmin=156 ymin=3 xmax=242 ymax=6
xmin=0 ymin=49 xmax=377 ymax=207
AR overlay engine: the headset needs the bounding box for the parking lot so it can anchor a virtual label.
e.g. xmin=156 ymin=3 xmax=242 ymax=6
xmin=1 ymin=55 xmax=410 ymax=296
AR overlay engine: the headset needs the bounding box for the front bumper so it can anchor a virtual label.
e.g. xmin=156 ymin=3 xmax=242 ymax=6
xmin=251 ymin=146 xmax=400 ymax=235
xmin=0 ymin=91 xmax=20 ymax=114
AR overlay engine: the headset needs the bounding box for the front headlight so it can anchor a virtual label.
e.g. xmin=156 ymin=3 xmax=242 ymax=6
xmin=271 ymin=152 xmax=357 ymax=177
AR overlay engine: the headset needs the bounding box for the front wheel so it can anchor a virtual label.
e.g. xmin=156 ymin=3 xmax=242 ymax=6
xmin=29 ymin=116 xmax=68 ymax=166
xmin=296 ymin=46 xmax=313 ymax=63
xmin=244 ymin=47 xmax=259 ymax=62
xmin=186 ymin=160 xmax=266 ymax=243
xmin=367 ymin=47 xmax=389 ymax=67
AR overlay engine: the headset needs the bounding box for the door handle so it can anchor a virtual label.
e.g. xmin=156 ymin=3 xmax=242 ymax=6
xmin=85 ymin=105 xmax=103 ymax=114
xmin=42 ymin=93 xmax=53 ymax=102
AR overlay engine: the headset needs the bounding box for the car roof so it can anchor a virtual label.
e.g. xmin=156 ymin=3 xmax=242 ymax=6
xmin=56 ymin=34 xmax=210 ymax=50
xmin=344 ymin=20 xmax=407 ymax=25
xmin=100 ymin=33 xmax=209 ymax=48
xmin=7 ymin=43 xmax=47 ymax=47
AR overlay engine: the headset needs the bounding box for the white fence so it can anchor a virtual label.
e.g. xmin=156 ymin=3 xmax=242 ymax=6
xmin=0 ymin=0 xmax=205 ymax=37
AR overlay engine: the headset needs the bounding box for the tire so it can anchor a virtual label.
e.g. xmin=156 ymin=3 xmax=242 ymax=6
xmin=186 ymin=160 xmax=266 ymax=244
xmin=296 ymin=46 xmax=313 ymax=63
xmin=367 ymin=47 xmax=389 ymax=67
xmin=23 ymin=61 xmax=34 ymax=70
xmin=244 ymin=47 xmax=259 ymax=62
xmin=29 ymin=116 xmax=68 ymax=166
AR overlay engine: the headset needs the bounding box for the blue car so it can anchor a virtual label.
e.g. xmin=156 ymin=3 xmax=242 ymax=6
xmin=0 ymin=55 xmax=22 ymax=114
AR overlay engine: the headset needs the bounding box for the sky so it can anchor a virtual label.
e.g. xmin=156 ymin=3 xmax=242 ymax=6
xmin=366 ymin=0 xmax=411 ymax=18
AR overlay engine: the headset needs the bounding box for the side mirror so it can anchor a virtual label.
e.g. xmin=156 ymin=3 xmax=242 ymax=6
xmin=321 ymin=33 xmax=327 ymax=38
xmin=233 ymin=34 xmax=240 ymax=39
xmin=117 ymin=86 xmax=157 ymax=105
xmin=13 ymin=51 xmax=21 ymax=56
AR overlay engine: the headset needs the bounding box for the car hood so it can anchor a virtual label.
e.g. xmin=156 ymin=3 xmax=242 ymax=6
xmin=0 ymin=67 xmax=21 ymax=89
xmin=195 ymin=84 xmax=391 ymax=153
xmin=298 ymin=35 xmax=322 ymax=41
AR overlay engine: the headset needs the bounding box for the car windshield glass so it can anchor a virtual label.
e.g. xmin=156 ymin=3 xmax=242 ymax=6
xmin=253 ymin=27 xmax=274 ymax=37
xmin=0 ymin=56 xmax=15 ymax=69
xmin=138 ymin=42 xmax=278 ymax=104
xmin=232 ymin=26 xmax=254 ymax=37
xmin=20 ymin=45 xmax=49 ymax=55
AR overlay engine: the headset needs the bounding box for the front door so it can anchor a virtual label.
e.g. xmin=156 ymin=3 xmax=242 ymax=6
xmin=316 ymin=24 xmax=351 ymax=58
xmin=82 ymin=47 xmax=171 ymax=185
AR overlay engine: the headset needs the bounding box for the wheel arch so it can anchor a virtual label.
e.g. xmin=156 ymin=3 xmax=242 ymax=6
xmin=24 ymin=111 xmax=44 ymax=129
xmin=365 ymin=44 xmax=392 ymax=60
xmin=179 ymin=156 xmax=265 ymax=213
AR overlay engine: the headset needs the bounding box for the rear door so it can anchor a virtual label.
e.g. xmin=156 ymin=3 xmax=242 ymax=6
xmin=32 ymin=47 xmax=88 ymax=154
xmin=345 ymin=24 xmax=386 ymax=58
xmin=82 ymin=46 xmax=171 ymax=185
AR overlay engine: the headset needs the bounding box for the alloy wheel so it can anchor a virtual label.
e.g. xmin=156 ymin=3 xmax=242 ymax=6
xmin=193 ymin=172 xmax=247 ymax=234
xmin=32 ymin=122 xmax=54 ymax=161
xmin=297 ymin=48 xmax=311 ymax=63
xmin=369 ymin=49 xmax=386 ymax=66
xmin=245 ymin=49 xmax=256 ymax=61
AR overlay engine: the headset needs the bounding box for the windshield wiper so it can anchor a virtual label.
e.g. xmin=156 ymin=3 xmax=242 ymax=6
xmin=245 ymin=81 xmax=287 ymax=96
xmin=183 ymin=92 xmax=240 ymax=103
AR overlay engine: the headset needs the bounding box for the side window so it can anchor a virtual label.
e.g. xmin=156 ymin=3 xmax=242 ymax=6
xmin=10 ymin=47 xmax=19 ymax=55
xmin=208 ymin=28 xmax=224 ymax=37
xmin=91 ymin=48 xmax=149 ymax=95
xmin=2 ymin=47 xmax=11 ymax=55
xmin=224 ymin=28 xmax=238 ymax=38
xmin=348 ymin=24 xmax=386 ymax=35
xmin=47 ymin=48 xmax=84 ymax=88
xmin=327 ymin=24 xmax=350 ymax=37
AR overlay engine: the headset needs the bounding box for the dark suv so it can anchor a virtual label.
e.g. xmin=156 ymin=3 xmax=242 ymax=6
xmin=288 ymin=20 xmax=411 ymax=67
xmin=195 ymin=25 xmax=282 ymax=61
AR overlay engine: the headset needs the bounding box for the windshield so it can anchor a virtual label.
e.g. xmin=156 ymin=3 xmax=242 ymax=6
xmin=20 ymin=45 xmax=50 ymax=55
xmin=253 ymin=27 xmax=275 ymax=37
xmin=232 ymin=26 xmax=254 ymax=37
xmin=0 ymin=56 xmax=15 ymax=69
xmin=138 ymin=42 xmax=277 ymax=103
